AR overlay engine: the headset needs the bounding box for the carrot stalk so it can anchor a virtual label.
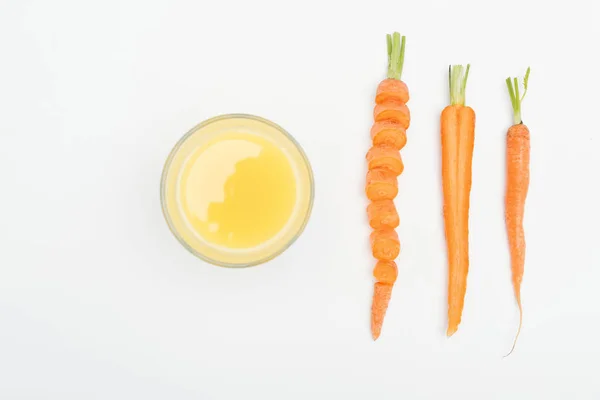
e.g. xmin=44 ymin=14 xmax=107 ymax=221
xmin=504 ymin=68 xmax=531 ymax=357
xmin=442 ymin=64 xmax=475 ymax=337
xmin=367 ymin=32 xmax=409 ymax=340
xmin=386 ymin=32 xmax=406 ymax=80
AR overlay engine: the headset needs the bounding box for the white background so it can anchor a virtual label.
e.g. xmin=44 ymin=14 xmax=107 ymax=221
xmin=1 ymin=0 xmax=599 ymax=398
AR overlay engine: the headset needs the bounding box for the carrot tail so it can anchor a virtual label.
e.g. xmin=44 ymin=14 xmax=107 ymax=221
xmin=505 ymin=211 xmax=527 ymax=354
xmin=371 ymin=282 xmax=393 ymax=340
xmin=504 ymin=283 xmax=522 ymax=357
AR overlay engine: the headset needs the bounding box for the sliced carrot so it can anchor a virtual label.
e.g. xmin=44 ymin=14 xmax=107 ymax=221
xmin=376 ymin=78 xmax=409 ymax=104
xmin=370 ymin=121 xmax=407 ymax=150
xmin=374 ymin=101 xmax=410 ymax=128
xmin=368 ymin=31 xmax=408 ymax=341
xmin=373 ymin=260 xmax=398 ymax=284
xmin=370 ymin=229 xmax=400 ymax=261
xmin=367 ymin=199 xmax=399 ymax=230
xmin=371 ymin=282 xmax=393 ymax=340
xmin=365 ymin=168 xmax=398 ymax=201
xmin=366 ymin=145 xmax=404 ymax=176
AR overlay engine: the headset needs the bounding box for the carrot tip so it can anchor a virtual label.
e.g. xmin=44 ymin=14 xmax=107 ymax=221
xmin=371 ymin=283 xmax=393 ymax=341
xmin=503 ymin=297 xmax=523 ymax=358
xmin=446 ymin=326 xmax=458 ymax=337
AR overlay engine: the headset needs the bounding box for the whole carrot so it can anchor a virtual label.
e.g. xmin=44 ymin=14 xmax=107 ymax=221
xmin=365 ymin=32 xmax=409 ymax=340
xmin=441 ymin=65 xmax=475 ymax=337
xmin=504 ymin=68 xmax=531 ymax=356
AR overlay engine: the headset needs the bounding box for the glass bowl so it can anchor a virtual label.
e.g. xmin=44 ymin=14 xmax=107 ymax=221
xmin=160 ymin=114 xmax=314 ymax=268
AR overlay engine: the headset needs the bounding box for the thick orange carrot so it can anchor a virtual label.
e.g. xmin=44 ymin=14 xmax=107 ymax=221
xmin=442 ymin=64 xmax=475 ymax=337
xmin=370 ymin=229 xmax=400 ymax=261
xmin=366 ymin=145 xmax=404 ymax=176
xmin=504 ymin=68 xmax=531 ymax=357
xmin=368 ymin=31 xmax=408 ymax=340
xmin=367 ymin=200 xmax=399 ymax=230
xmin=373 ymin=260 xmax=398 ymax=284
xmin=365 ymin=168 xmax=398 ymax=201
xmin=370 ymin=121 xmax=407 ymax=150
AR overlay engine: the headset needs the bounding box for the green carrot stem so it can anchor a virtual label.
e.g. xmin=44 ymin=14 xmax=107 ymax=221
xmin=449 ymin=64 xmax=471 ymax=106
xmin=506 ymin=67 xmax=530 ymax=125
xmin=386 ymin=32 xmax=406 ymax=80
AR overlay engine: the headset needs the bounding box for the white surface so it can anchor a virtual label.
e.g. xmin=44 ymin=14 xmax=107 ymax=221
xmin=1 ymin=0 xmax=599 ymax=398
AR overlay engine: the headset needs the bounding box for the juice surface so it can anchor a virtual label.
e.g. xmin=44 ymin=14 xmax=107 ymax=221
xmin=178 ymin=132 xmax=297 ymax=249
xmin=162 ymin=114 xmax=313 ymax=267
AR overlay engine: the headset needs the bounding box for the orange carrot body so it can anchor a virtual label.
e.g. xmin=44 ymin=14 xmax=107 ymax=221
xmin=443 ymin=105 xmax=475 ymax=336
xmin=506 ymin=124 xmax=529 ymax=302
xmin=505 ymin=123 xmax=530 ymax=355
xmin=366 ymin=32 xmax=409 ymax=340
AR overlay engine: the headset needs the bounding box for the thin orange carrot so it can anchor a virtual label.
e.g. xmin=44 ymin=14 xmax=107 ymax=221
xmin=441 ymin=64 xmax=475 ymax=337
xmin=504 ymin=68 xmax=531 ymax=357
xmin=367 ymin=32 xmax=409 ymax=340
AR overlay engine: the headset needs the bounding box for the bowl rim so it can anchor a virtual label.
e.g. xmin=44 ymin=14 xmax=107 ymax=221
xmin=160 ymin=113 xmax=315 ymax=268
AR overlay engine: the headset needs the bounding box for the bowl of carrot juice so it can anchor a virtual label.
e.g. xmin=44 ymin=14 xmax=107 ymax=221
xmin=160 ymin=114 xmax=314 ymax=268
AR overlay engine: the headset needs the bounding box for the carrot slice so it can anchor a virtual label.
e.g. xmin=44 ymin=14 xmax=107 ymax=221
xmin=376 ymin=78 xmax=409 ymax=105
xmin=371 ymin=282 xmax=393 ymax=340
xmin=370 ymin=121 xmax=407 ymax=150
xmin=370 ymin=229 xmax=400 ymax=261
xmin=374 ymin=101 xmax=410 ymax=128
xmin=365 ymin=168 xmax=398 ymax=201
xmin=367 ymin=200 xmax=399 ymax=229
xmin=366 ymin=145 xmax=404 ymax=176
xmin=373 ymin=260 xmax=398 ymax=284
